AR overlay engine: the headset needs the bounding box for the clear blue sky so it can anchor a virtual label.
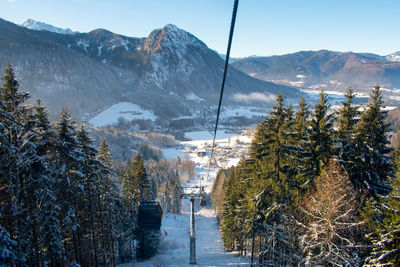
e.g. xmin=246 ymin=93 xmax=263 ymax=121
xmin=1 ymin=0 xmax=399 ymax=57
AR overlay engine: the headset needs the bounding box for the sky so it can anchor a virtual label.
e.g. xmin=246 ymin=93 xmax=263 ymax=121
xmin=1 ymin=0 xmax=399 ymax=58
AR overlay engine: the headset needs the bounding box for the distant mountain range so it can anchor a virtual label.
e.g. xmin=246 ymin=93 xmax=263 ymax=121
xmin=1 ymin=17 xmax=399 ymax=127
xmin=231 ymin=50 xmax=400 ymax=95
xmin=0 ymin=18 xmax=300 ymax=123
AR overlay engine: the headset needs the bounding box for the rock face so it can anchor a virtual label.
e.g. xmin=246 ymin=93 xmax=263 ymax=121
xmin=232 ymin=50 xmax=400 ymax=92
xmin=0 ymin=18 xmax=300 ymax=121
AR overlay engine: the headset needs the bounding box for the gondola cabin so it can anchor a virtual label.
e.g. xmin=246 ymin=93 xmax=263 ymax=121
xmin=138 ymin=201 xmax=163 ymax=230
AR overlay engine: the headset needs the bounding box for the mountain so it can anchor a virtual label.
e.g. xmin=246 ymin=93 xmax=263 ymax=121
xmin=232 ymin=50 xmax=400 ymax=93
xmin=22 ymin=18 xmax=76 ymax=35
xmin=0 ymin=18 xmax=301 ymax=123
xmin=387 ymin=51 xmax=400 ymax=62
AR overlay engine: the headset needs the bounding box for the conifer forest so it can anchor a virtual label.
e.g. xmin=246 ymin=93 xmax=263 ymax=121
xmin=211 ymin=87 xmax=400 ymax=265
xmin=0 ymin=65 xmax=188 ymax=266
xmin=1 ymin=60 xmax=400 ymax=267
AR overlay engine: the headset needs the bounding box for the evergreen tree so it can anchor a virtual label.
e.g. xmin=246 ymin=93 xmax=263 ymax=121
xmin=364 ymin=148 xmax=400 ymax=266
xmin=355 ymin=85 xmax=394 ymax=196
xmin=0 ymin=64 xmax=37 ymax=264
xmin=337 ymin=88 xmax=361 ymax=191
xmin=289 ymin=96 xmax=313 ymax=199
xmin=0 ymin=225 xmax=17 ymax=265
xmin=308 ymin=90 xmax=335 ymax=178
xmin=1 ymin=63 xmax=29 ymax=114
xmin=25 ymin=100 xmax=64 ymax=266
xmin=123 ymin=153 xmax=153 ymax=203
xmin=53 ymin=107 xmax=84 ymax=265
xmin=97 ymin=137 xmax=118 ymax=266
xmin=77 ymin=125 xmax=102 ymax=266
xmin=249 ymin=93 xmax=296 ymax=203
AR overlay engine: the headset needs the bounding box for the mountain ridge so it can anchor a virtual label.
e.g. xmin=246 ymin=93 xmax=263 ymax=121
xmin=0 ymin=18 xmax=300 ymax=124
xmin=22 ymin=18 xmax=77 ymax=35
xmin=231 ymin=50 xmax=400 ymax=95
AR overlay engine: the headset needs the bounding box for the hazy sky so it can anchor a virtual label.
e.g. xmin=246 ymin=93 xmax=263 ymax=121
xmin=1 ymin=0 xmax=399 ymax=57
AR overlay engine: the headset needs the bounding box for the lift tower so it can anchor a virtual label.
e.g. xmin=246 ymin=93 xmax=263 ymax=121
xmin=180 ymin=185 xmax=206 ymax=265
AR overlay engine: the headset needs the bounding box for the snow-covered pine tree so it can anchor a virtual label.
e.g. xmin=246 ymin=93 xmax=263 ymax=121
xmin=288 ymin=96 xmax=313 ymax=200
xmin=31 ymin=100 xmax=64 ymax=266
xmin=0 ymin=225 xmax=17 ymax=265
xmin=53 ymin=107 xmax=84 ymax=265
xmin=364 ymin=148 xmax=400 ymax=266
xmin=97 ymin=137 xmax=119 ymax=266
xmin=355 ymin=85 xmax=394 ymax=197
xmin=0 ymin=64 xmax=33 ymax=265
xmin=336 ymin=88 xmax=362 ymax=191
xmin=76 ymin=125 xmax=102 ymax=266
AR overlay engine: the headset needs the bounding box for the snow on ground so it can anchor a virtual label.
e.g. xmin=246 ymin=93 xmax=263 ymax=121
xmin=186 ymin=92 xmax=205 ymax=103
xmin=89 ymin=102 xmax=158 ymax=127
xmin=185 ymin=130 xmax=237 ymax=141
xmin=132 ymin=208 xmax=249 ymax=267
xmin=129 ymin=131 xmax=253 ymax=266
xmin=162 ymin=146 xmax=186 ymax=159
xmin=220 ymin=106 xmax=265 ymax=120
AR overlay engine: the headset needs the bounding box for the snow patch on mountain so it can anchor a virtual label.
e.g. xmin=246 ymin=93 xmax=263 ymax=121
xmin=220 ymin=106 xmax=266 ymax=119
xmin=22 ymin=19 xmax=77 ymax=34
xmin=233 ymin=92 xmax=275 ymax=102
xmin=98 ymin=45 xmax=103 ymax=56
xmin=88 ymin=102 xmax=157 ymax=127
xmin=387 ymin=51 xmax=400 ymax=62
xmin=77 ymin=39 xmax=89 ymax=52
xmin=185 ymin=92 xmax=205 ymax=102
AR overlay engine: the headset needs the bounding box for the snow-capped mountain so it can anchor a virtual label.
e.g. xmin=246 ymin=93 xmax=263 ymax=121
xmin=0 ymin=18 xmax=300 ymax=123
xmin=22 ymin=18 xmax=77 ymax=34
xmin=386 ymin=51 xmax=400 ymax=62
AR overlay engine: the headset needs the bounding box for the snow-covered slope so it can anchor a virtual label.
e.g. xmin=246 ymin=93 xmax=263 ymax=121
xmin=22 ymin=18 xmax=76 ymax=34
xmin=88 ymin=102 xmax=157 ymax=127
xmin=387 ymin=51 xmax=400 ymax=62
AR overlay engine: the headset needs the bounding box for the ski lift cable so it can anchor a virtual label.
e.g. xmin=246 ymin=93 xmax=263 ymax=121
xmin=206 ymin=0 xmax=239 ymax=183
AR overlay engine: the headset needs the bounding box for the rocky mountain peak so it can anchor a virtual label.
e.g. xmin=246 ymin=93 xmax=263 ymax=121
xmin=143 ymin=24 xmax=205 ymax=53
xmin=22 ymin=18 xmax=76 ymax=34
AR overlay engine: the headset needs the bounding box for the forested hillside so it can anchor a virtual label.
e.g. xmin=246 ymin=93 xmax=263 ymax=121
xmin=0 ymin=65 xmax=192 ymax=266
xmin=212 ymin=86 xmax=400 ymax=266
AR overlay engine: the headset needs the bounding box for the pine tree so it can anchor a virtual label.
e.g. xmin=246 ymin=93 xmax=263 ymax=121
xmin=97 ymin=137 xmax=118 ymax=266
xmin=289 ymin=96 xmax=313 ymax=200
xmin=364 ymin=148 xmax=400 ymax=266
xmin=0 ymin=64 xmax=37 ymax=264
xmin=1 ymin=63 xmax=29 ymax=114
xmin=308 ymin=90 xmax=335 ymax=178
xmin=77 ymin=125 xmax=101 ymax=266
xmin=355 ymin=85 xmax=394 ymax=196
xmin=337 ymin=88 xmax=361 ymax=191
xmin=26 ymin=100 xmax=64 ymax=266
xmin=53 ymin=107 xmax=83 ymax=265
xmin=0 ymin=225 xmax=17 ymax=265
xmin=249 ymin=93 xmax=296 ymax=203
xmin=123 ymin=153 xmax=153 ymax=203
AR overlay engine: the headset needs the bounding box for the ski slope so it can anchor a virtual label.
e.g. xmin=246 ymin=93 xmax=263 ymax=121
xmin=122 ymin=131 xmax=252 ymax=266
xmin=132 ymin=204 xmax=249 ymax=267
